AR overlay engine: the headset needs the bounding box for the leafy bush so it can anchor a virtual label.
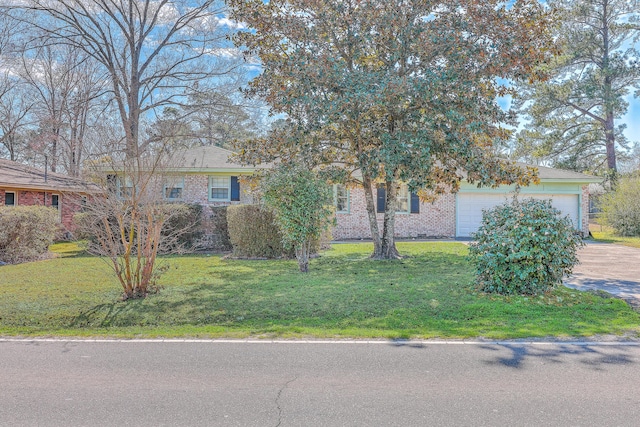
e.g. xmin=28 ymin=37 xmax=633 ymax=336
xmin=261 ymin=164 xmax=334 ymax=272
xmin=468 ymin=197 xmax=583 ymax=295
xmin=600 ymin=175 xmax=640 ymax=236
xmin=227 ymin=204 xmax=293 ymax=258
xmin=198 ymin=206 xmax=232 ymax=252
xmin=162 ymin=203 xmax=204 ymax=251
xmin=0 ymin=206 xmax=59 ymax=264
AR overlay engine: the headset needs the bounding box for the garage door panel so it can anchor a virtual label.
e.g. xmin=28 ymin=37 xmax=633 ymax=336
xmin=456 ymin=193 xmax=579 ymax=237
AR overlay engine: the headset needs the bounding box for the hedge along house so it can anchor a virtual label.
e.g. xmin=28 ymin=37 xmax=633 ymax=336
xmin=0 ymin=158 xmax=99 ymax=234
xmin=160 ymin=146 xmax=600 ymax=240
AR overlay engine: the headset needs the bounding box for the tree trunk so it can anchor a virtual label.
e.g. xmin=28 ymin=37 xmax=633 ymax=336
xmin=601 ymin=3 xmax=617 ymax=174
xmin=50 ymin=134 xmax=57 ymax=172
xmin=379 ymin=180 xmax=401 ymax=259
xmin=604 ymin=110 xmax=617 ymax=173
xmin=362 ymin=175 xmax=382 ymax=258
xmin=295 ymin=240 xmax=310 ymax=273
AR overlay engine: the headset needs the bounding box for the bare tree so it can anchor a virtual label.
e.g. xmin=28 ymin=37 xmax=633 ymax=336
xmin=20 ymin=43 xmax=70 ymax=172
xmin=0 ymin=5 xmax=24 ymax=59
xmin=0 ymin=7 xmax=33 ymax=161
xmin=0 ymin=77 xmax=34 ymax=161
xmin=7 ymin=1 xmax=246 ymax=298
xmin=80 ymin=152 xmax=192 ymax=299
xmin=23 ymin=0 xmax=241 ymax=159
xmin=58 ymin=48 xmax=108 ymax=176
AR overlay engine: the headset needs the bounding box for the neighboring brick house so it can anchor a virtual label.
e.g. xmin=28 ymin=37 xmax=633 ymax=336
xmin=155 ymin=146 xmax=601 ymax=239
xmin=0 ymin=159 xmax=98 ymax=234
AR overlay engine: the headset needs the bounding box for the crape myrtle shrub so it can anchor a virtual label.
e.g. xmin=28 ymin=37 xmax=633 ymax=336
xmin=600 ymin=174 xmax=640 ymax=237
xmin=468 ymin=198 xmax=583 ymax=295
xmin=227 ymin=204 xmax=294 ymax=258
xmin=0 ymin=206 xmax=58 ymax=264
xmin=75 ymin=203 xmax=199 ymax=253
xmin=77 ymin=203 xmax=232 ymax=252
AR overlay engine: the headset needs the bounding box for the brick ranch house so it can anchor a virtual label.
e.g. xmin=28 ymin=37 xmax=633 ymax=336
xmin=0 ymin=158 xmax=98 ymax=234
xmin=152 ymin=146 xmax=600 ymax=239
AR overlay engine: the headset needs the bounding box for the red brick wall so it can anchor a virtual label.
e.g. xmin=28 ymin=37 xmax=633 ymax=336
xmin=0 ymin=188 xmax=84 ymax=234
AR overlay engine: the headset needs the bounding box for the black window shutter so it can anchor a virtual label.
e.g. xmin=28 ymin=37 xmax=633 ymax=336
xmin=377 ymin=186 xmax=385 ymax=213
xmin=230 ymin=176 xmax=240 ymax=201
xmin=410 ymin=192 xmax=420 ymax=214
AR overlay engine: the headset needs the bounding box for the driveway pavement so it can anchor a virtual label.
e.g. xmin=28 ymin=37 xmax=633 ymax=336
xmin=564 ymin=242 xmax=640 ymax=308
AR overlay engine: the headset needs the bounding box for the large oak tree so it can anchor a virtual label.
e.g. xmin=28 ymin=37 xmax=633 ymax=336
xmin=229 ymin=0 xmax=555 ymax=258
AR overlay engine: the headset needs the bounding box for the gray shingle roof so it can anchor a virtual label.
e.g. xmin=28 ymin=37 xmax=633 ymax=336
xmin=517 ymin=163 xmax=601 ymax=182
xmin=170 ymin=146 xmax=270 ymax=171
xmin=0 ymin=158 xmax=99 ymax=193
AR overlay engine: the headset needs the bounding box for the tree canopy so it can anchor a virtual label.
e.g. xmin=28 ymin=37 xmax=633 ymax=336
xmin=229 ymin=0 xmax=555 ymax=258
xmin=514 ymin=0 xmax=640 ymax=175
xmin=21 ymin=0 xmax=242 ymax=159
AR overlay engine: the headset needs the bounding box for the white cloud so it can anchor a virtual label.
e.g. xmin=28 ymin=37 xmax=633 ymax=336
xmin=216 ymin=16 xmax=247 ymax=30
xmin=204 ymin=47 xmax=242 ymax=58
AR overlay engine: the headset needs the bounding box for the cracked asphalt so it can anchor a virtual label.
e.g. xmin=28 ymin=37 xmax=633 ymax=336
xmin=2 ymin=340 xmax=640 ymax=426
xmin=564 ymin=242 xmax=640 ymax=308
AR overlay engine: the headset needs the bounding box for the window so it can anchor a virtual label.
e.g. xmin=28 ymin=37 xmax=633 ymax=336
xmin=4 ymin=191 xmax=15 ymax=206
xmin=334 ymin=185 xmax=349 ymax=213
xmin=117 ymin=177 xmax=134 ymax=198
xmin=51 ymin=194 xmax=59 ymax=210
xmin=376 ymin=185 xmax=420 ymax=214
xmin=209 ymin=176 xmax=230 ymax=201
xmin=208 ymin=176 xmax=240 ymax=202
xmin=397 ymin=184 xmax=409 ymax=213
xmin=164 ymin=177 xmax=184 ymax=200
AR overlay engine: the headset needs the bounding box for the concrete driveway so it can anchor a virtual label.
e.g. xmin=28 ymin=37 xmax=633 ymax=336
xmin=564 ymin=242 xmax=640 ymax=308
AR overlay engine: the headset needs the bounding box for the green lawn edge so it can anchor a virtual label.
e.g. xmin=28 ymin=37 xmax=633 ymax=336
xmin=1 ymin=241 xmax=639 ymax=340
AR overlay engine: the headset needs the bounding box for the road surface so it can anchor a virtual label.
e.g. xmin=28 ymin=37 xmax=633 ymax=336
xmin=1 ymin=339 xmax=639 ymax=426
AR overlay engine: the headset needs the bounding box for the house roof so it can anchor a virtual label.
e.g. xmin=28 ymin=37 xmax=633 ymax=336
xmin=109 ymin=144 xmax=602 ymax=184
xmin=520 ymin=163 xmax=601 ymax=182
xmin=0 ymin=158 xmax=99 ymax=193
xmin=168 ymin=145 xmax=271 ymax=172
xmin=347 ymin=162 xmax=600 ymax=184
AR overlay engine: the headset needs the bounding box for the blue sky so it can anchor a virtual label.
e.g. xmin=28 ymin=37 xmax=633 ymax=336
xmin=499 ymin=93 xmax=640 ymax=146
xmin=622 ymin=95 xmax=640 ymax=144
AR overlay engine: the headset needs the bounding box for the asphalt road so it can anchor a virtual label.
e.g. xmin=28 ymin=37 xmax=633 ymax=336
xmin=1 ymin=339 xmax=639 ymax=426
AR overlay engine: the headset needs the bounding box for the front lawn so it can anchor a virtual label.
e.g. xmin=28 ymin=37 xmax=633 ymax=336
xmin=0 ymin=241 xmax=638 ymax=339
xmin=590 ymin=225 xmax=640 ymax=248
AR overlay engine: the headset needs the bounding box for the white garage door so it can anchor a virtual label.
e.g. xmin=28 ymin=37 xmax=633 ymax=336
xmin=456 ymin=193 xmax=580 ymax=237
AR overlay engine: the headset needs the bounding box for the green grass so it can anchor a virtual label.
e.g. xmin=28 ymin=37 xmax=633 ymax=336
xmin=0 ymin=241 xmax=639 ymax=339
xmin=590 ymin=224 xmax=640 ymax=248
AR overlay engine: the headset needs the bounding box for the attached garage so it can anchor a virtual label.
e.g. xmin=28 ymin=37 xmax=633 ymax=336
xmin=454 ymin=165 xmax=601 ymax=238
xmin=456 ymin=193 xmax=580 ymax=238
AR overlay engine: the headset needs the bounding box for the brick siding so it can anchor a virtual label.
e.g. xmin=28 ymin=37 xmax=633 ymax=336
xmin=333 ymin=187 xmax=455 ymax=239
xmin=181 ymin=175 xmax=253 ymax=206
xmin=0 ymin=188 xmax=84 ymax=234
xmin=581 ymin=185 xmax=590 ymax=237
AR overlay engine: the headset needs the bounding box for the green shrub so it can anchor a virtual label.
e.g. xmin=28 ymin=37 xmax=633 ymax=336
xmin=227 ymin=204 xmax=293 ymax=258
xmin=0 ymin=206 xmax=59 ymax=264
xmin=199 ymin=206 xmax=232 ymax=252
xmin=261 ymin=164 xmax=334 ymax=272
xmin=162 ymin=203 xmax=204 ymax=251
xmin=600 ymin=175 xmax=640 ymax=236
xmin=468 ymin=197 xmax=583 ymax=295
